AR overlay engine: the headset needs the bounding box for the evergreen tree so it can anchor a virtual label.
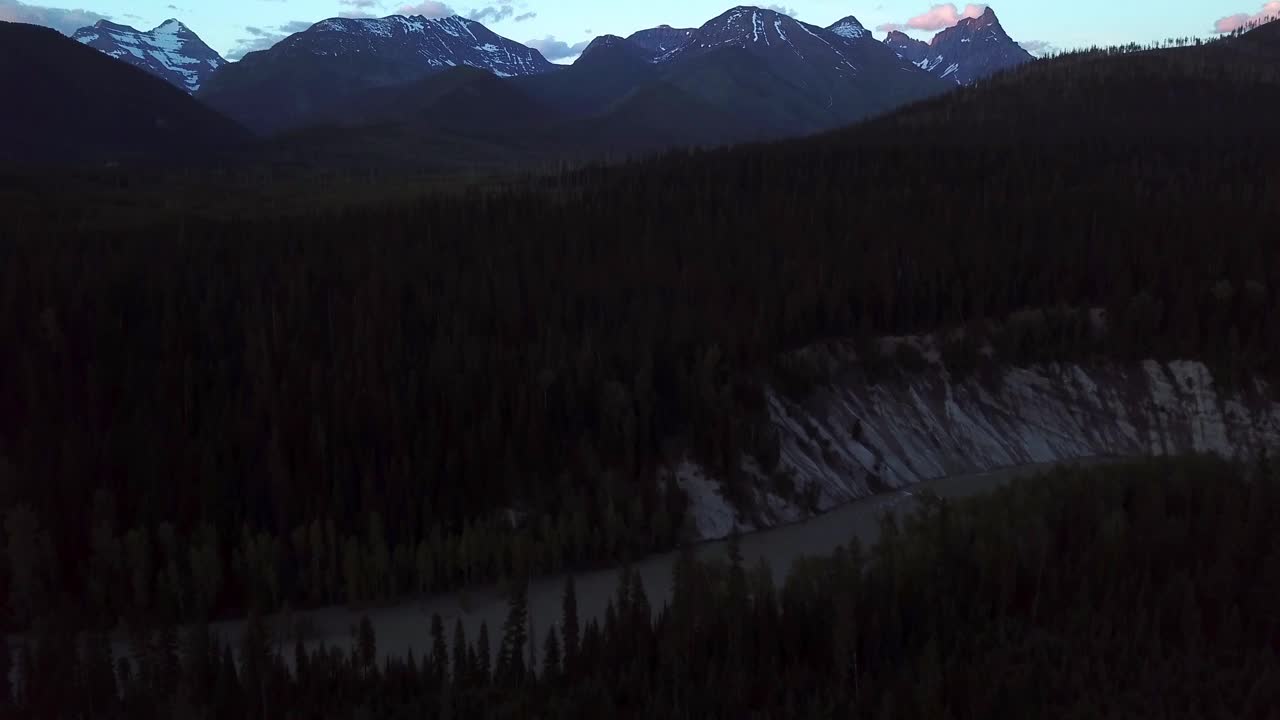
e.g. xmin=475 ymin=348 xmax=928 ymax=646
xmin=476 ymin=622 xmax=492 ymax=683
xmin=452 ymin=618 xmax=468 ymax=686
xmin=357 ymin=615 xmax=378 ymax=676
xmin=180 ymin=623 xmax=212 ymax=707
xmin=5 ymin=506 xmax=49 ymax=628
xmin=0 ymin=639 xmax=10 ymax=708
xmin=240 ymin=610 xmax=271 ymax=719
xmin=156 ymin=621 xmax=180 ymax=695
xmin=430 ymin=613 xmax=448 ymax=684
xmin=498 ymin=580 xmax=529 ymax=685
xmin=114 ymin=655 xmax=133 ymax=705
xmin=629 ymin=570 xmax=651 ymax=631
xmin=215 ymin=643 xmax=240 ymax=719
xmin=293 ymin=635 xmax=309 ymax=689
xmin=561 ymin=574 xmax=580 ymax=669
xmin=542 ymin=626 xmax=562 ymax=681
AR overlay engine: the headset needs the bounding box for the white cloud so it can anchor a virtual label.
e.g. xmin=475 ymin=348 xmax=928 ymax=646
xmin=227 ymin=20 xmax=312 ymax=60
xmin=0 ymin=0 xmax=108 ymax=35
xmin=1020 ymin=39 xmax=1055 ymax=57
xmin=468 ymin=4 xmax=512 ymax=23
xmin=339 ymin=0 xmax=380 ymax=14
xmin=525 ymin=34 xmax=590 ymax=61
xmin=397 ymin=1 xmax=453 ymax=17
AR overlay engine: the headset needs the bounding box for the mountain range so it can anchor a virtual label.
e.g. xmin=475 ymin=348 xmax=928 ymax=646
xmin=196 ymin=5 xmax=981 ymax=146
xmin=198 ymin=15 xmax=555 ymax=135
xmin=7 ymin=4 xmax=1038 ymax=167
xmin=72 ymin=19 xmax=226 ymax=93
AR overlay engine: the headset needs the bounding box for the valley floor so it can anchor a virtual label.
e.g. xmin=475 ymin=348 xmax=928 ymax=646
xmin=207 ymin=459 xmax=1110 ymax=666
xmin=78 ymin=357 xmax=1280 ymax=668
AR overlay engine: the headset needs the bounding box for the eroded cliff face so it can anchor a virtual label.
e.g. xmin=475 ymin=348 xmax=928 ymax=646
xmin=674 ymin=351 xmax=1280 ymax=540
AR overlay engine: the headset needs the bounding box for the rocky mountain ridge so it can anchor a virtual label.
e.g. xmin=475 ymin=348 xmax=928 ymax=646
xmin=674 ymin=345 xmax=1280 ymax=539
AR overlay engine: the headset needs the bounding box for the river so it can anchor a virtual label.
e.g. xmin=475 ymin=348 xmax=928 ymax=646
xmin=210 ymin=459 xmax=1110 ymax=663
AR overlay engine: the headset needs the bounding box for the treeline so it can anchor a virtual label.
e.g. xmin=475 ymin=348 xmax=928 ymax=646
xmin=855 ymin=23 xmax=1280 ymax=144
xmin=2 ymin=32 xmax=1280 ymax=632
xmin=6 ymin=456 xmax=1280 ymax=718
xmin=1035 ymin=18 xmax=1270 ymax=60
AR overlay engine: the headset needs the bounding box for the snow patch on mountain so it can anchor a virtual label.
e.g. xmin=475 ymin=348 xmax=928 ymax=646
xmin=829 ymin=16 xmax=868 ymax=40
xmin=280 ymin=15 xmax=554 ymax=78
xmin=882 ymin=6 xmax=1032 ymax=85
xmin=661 ymin=6 xmax=872 ymax=76
xmin=73 ymin=19 xmax=224 ymax=93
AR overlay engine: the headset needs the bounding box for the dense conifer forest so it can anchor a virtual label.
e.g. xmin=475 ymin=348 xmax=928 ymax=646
xmin=1 ymin=27 xmax=1279 ymax=638
xmin=5 ymin=457 xmax=1280 ymax=718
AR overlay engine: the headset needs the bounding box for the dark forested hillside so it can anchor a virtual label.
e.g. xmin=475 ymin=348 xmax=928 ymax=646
xmin=0 ymin=21 xmax=247 ymax=165
xmin=0 ymin=21 xmax=1278 ymax=659
xmin=9 ymin=458 xmax=1280 ymax=719
xmin=850 ymin=26 xmax=1280 ymax=142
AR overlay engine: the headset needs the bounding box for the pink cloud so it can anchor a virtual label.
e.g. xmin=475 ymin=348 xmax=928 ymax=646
xmin=1214 ymin=2 xmax=1280 ymax=33
xmin=877 ymin=3 xmax=987 ymax=33
xmin=397 ymin=1 xmax=453 ymax=17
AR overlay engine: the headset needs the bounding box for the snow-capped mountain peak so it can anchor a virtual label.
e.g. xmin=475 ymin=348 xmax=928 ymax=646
xmin=271 ymin=14 xmax=555 ymax=79
xmin=881 ymin=5 xmax=1031 ymax=85
xmin=828 ymin=16 xmax=869 ymax=40
xmin=155 ymin=18 xmax=189 ymax=34
xmin=72 ymin=18 xmax=225 ymax=93
xmin=665 ymin=6 xmax=849 ymax=65
xmin=197 ymin=13 xmax=557 ymax=134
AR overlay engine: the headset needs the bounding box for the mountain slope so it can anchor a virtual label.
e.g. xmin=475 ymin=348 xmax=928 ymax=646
xmin=627 ymin=24 xmax=695 ymax=59
xmin=584 ymin=70 xmax=771 ymax=149
xmin=654 ymin=6 xmax=947 ymax=134
xmin=679 ymin=355 xmax=1280 ymax=538
xmin=513 ymin=35 xmax=660 ymax=116
xmin=325 ymin=65 xmax=559 ymax=133
xmin=883 ymin=30 xmax=929 ymax=63
xmin=0 ymin=21 xmax=246 ymax=165
xmin=72 ymin=19 xmax=225 ymax=93
xmin=197 ymin=15 xmax=555 ymax=135
xmin=882 ymin=7 xmax=1033 ymax=84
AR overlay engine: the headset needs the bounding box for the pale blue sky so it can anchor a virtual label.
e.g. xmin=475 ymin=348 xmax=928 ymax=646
xmin=2 ymin=0 xmax=1267 ymax=61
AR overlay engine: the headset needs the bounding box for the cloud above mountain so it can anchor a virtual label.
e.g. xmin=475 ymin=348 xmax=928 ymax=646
xmin=397 ymin=1 xmax=454 ymax=17
xmin=525 ymin=34 xmax=590 ymax=61
xmin=1019 ymin=40 xmax=1056 ymax=56
xmin=0 ymin=0 xmax=108 ymax=35
xmin=1213 ymin=2 xmax=1280 ymax=33
xmin=468 ymin=4 xmax=512 ymax=22
xmin=877 ymin=3 xmax=987 ymax=33
xmin=339 ymin=0 xmax=380 ymax=19
xmin=228 ymin=20 xmax=312 ymax=59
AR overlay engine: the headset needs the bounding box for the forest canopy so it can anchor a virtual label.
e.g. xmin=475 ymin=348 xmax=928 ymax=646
xmin=1 ymin=30 xmax=1278 ymax=637
xmin=6 ymin=456 xmax=1280 ymax=719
